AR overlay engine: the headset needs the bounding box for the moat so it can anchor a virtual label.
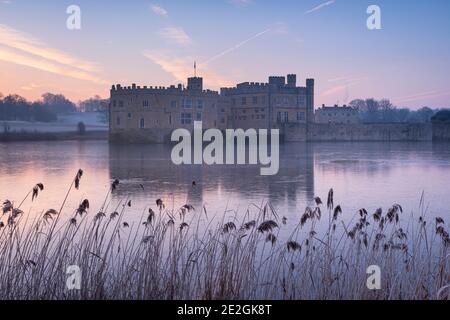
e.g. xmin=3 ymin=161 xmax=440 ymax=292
xmin=1 ymin=140 xmax=449 ymax=229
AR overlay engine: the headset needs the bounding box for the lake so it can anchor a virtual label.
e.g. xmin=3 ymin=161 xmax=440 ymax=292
xmin=1 ymin=140 xmax=449 ymax=230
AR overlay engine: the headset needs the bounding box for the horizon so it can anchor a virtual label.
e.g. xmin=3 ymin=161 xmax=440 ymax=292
xmin=1 ymin=0 xmax=450 ymax=109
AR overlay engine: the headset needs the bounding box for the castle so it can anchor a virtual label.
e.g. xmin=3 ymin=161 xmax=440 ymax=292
xmin=109 ymin=74 xmax=433 ymax=143
xmin=109 ymin=74 xmax=314 ymax=143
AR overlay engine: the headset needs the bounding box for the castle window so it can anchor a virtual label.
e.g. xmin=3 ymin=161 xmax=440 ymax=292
xmin=171 ymin=100 xmax=177 ymax=108
xmin=252 ymin=96 xmax=258 ymax=104
xmin=182 ymin=99 xmax=192 ymax=109
xmin=232 ymin=98 xmax=236 ymax=106
xmin=196 ymin=112 xmax=202 ymax=121
xmin=298 ymin=96 xmax=306 ymax=105
xmin=143 ymin=100 xmax=149 ymax=107
xmin=197 ymin=100 xmax=203 ymax=109
xmin=116 ymin=117 xmax=121 ymax=126
xmin=140 ymin=118 xmax=145 ymax=129
xmin=220 ymin=118 xmax=225 ymax=124
xmin=241 ymin=97 xmax=247 ymax=105
xmin=277 ymin=112 xmax=289 ymax=123
xmin=297 ymin=112 xmax=305 ymax=121
xmin=220 ymin=108 xmax=225 ymax=113
xmin=169 ymin=114 xmax=172 ymax=125
xmin=181 ymin=113 xmax=192 ymax=124
xmin=113 ymin=100 xmax=117 ymax=107
xmin=261 ymin=115 xmax=265 ymax=119
xmin=119 ymin=100 xmax=124 ymax=108
xmin=128 ymin=113 xmax=132 ymax=119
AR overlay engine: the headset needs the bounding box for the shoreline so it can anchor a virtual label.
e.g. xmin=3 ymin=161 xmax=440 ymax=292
xmin=0 ymin=130 xmax=108 ymax=142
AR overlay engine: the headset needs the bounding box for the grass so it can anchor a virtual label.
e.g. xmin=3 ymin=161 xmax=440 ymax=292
xmin=0 ymin=169 xmax=449 ymax=300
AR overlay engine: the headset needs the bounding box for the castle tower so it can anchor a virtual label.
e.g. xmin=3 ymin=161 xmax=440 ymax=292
xmin=187 ymin=77 xmax=203 ymax=91
xmin=287 ymin=74 xmax=297 ymax=88
xmin=306 ymin=78 xmax=315 ymax=124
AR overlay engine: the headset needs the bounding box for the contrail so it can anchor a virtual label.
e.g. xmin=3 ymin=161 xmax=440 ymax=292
xmin=305 ymin=0 xmax=335 ymax=14
xmin=200 ymin=28 xmax=271 ymax=66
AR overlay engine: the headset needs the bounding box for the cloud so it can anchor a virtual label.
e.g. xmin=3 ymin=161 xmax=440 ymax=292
xmin=306 ymin=0 xmax=335 ymax=14
xmin=322 ymin=77 xmax=364 ymax=96
xmin=142 ymin=50 xmax=234 ymax=89
xmin=150 ymin=4 xmax=168 ymax=17
xmin=157 ymin=27 xmax=192 ymax=46
xmin=392 ymin=90 xmax=450 ymax=104
xmin=0 ymin=24 xmax=108 ymax=84
xmin=1 ymin=0 xmax=12 ymax=4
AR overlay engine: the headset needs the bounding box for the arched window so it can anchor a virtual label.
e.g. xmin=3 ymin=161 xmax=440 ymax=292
xmin=140 ymin=118 xmax=145 ymax=129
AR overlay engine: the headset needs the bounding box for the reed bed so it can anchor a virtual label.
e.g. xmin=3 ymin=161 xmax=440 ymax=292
xmin=0 ymin=169 xmax=449 ymax=300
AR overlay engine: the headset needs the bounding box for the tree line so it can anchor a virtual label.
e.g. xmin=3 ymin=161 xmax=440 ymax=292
xmin=0 ymin=93 xmax=108 ymax=123
xmin=349 ymin=98 xmax=438 ymax=123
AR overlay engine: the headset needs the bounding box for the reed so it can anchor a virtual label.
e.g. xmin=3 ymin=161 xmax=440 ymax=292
xmin=0 ymin=170 xmax=448 ymax=300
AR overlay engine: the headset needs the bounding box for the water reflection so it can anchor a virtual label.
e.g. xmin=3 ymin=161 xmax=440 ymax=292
xmin=0 ymin=141 xmax=449 ymax=228
xmin=108 ymin=143 xmax=315 ymax=215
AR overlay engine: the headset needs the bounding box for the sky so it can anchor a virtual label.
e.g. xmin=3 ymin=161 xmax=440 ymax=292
xmin=0 ymin=0 xmax=449 ymax=109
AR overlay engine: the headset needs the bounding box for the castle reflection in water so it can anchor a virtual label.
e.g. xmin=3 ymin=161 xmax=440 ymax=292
xmin=107 ymin=143 xmax=315 ymax=212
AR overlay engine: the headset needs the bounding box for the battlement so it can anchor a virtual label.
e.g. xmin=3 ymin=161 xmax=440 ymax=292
xmin=220 ymin=74 xmax=313 ymax=95
xmin=111 ymin=82 xmax=219 ymax=97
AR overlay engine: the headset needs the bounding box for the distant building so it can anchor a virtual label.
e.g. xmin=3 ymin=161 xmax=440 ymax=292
xmin=315 ymin=104 xmax=360 ymax=124
xmin=220 ymin=74 xmax=314 ymax=129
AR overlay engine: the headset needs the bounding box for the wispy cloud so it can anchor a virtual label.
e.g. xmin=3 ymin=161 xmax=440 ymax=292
xmin=306 ymin=0 xmax=335 ymax=14
xmin=1 ymin=0 xmax=12 ymax=4
xmin=0 ymin=24 xmax=108 ymax=85
xmin=21 ymin=83 xmax=42 ymax=91
xmin=142 ymin=50 xmax=234 ymax=88
xmin=322 ymin=77 xmax=365 ymax=96
xmin=157 ymin=27 xmax=192 ymax=46
xmin=150 ymin=4 xmax=168 ymax=17
xmin=392 ymin=90 xmax=450 ymax=104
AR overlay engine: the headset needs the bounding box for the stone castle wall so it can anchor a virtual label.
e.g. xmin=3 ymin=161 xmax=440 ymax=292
xmin=282 ymin=123 xmax=433 ymax=142
xmin=432 ymin=123 xmax=450 ymax=141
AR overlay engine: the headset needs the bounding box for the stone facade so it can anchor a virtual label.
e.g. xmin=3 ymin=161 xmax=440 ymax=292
xmin=220 ymin=75 xmax=314 ymax=130
xmin=315 ymin=104 xmax=360 ymax=124
xmin=109 ymin=77 xmax=219 ymax=143
xmin=109 ymin=74 xmax=315 ymax=142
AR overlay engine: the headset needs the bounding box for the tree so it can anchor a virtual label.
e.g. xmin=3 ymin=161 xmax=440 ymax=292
xmin=379 ymin=99 xmax=396 ymax=122
xmin=396 ymin=108 xmax=411 ymax=123
xmin=41 ymin=93 xmax=76 ymax=114
xmin=416 ymin=107 xmax=434 ymax=123
xmin=431 ymin=110 xmax=450 ymax=123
